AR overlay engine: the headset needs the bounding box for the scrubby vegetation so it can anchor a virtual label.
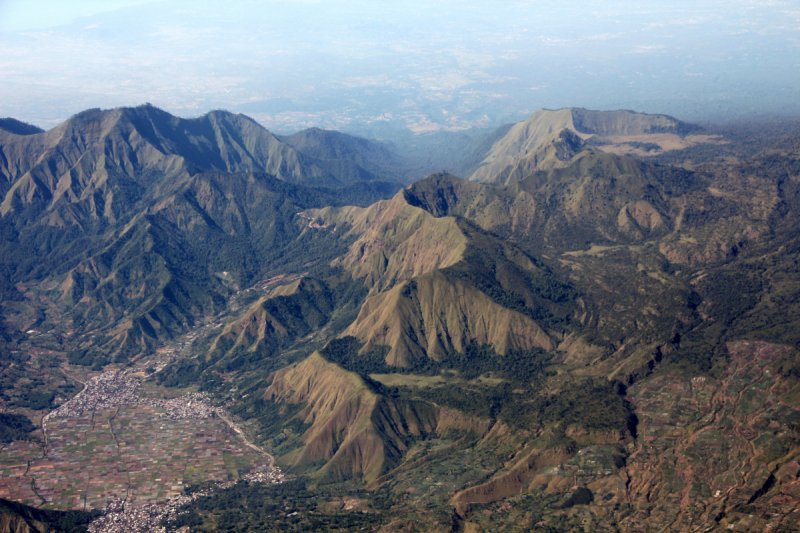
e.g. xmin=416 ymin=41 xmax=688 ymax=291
xmin=320 ymin=338 xmax=634 ymax=433
xmin=0 ymin=413 xmax=37 ymax=443
xmin=0 ymin=497 xmax=99 ymax=533
xmin=4 ymin=107 xmax=800 ymax=533
xmin=169 ymin=479 xmax=388 ymax=532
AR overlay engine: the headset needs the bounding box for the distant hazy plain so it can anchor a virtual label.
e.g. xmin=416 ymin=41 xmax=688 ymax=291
xmin=0 ymin=0 xmax=798 ymax=135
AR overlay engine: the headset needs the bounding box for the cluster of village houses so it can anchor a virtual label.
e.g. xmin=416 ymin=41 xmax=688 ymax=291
xmin=140 ymin=392 xmax=218 ymax=420
xmin=45 ymin=372 xmax=140 ymax=420
xmin=45 ymin=373 xmax=220 ymax=421
xmin=87 ymin=467 xmax=286 ymax=533
xmin=40 ymin=371 xmax=286 ymax=532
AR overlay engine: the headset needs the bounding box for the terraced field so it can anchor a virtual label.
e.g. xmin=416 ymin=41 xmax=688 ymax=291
xmin=621 ymin=340 xmax=800 ymax=532
xmin=0 ymin=380 xmax=271 ymax=512
xmin=356 ymin=341 xmax=800 ymax=532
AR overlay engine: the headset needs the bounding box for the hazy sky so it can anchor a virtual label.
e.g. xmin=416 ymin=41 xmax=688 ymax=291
xmin=1 ymin=0 xmax=798 ymax=135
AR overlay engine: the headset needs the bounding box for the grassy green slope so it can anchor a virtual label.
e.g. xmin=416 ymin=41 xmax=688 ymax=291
xmin=1 ymin=171 xmax=399 ymax=364
xmin=148 ymin=119 xmax=800 ymax=533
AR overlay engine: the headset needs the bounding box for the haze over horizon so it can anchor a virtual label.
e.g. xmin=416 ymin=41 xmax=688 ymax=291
xmin=1 ymin=0 xmax=798 ymax=136
xmin=5 ymin=4 xmax=800 ymax=531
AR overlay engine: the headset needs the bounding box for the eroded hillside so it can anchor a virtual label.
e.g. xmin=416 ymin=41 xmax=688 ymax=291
xmin=2 ymin=107 xmax=800 ymax=533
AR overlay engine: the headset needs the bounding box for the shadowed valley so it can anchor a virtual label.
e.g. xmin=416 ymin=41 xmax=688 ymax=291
xmin=1 ymin=106 xmax=800 ymax=532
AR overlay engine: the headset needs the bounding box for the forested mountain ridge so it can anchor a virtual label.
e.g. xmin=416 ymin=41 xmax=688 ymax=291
xmin=213 ymin=111 xmax=800 ymax=532
xmin=0 ymin=118 xmax=44 ymax=137
xmin=0 ymin=104 xmax=401 ymax=221
xmin=1 ymin=107 xmax=800 ymax=533
xmin=0 ymin=104 xmax=404 ymax=363
xmin=0 ymin=168 xmax=400 ymax=364
xmin=278 ymin=127 xmax=406 ymax=183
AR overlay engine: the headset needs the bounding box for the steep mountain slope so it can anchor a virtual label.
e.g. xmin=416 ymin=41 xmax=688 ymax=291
xmin=343 ymin=271 xmax=554 ymax=367
xmin=264 ymin=352 xmax=442 ymax=482
xmin=308 ymin=193 xmax=469 ymax=294
xmin=291 ymin=171 xmax=700 ymax=392
xmin=154 ymin=276 xmax=368 ymax=387
xmin=3 ymin=107 xmax=800 ymax=533
xmin=231 ymin=135 xmax=800 ymax=530
xmin=247 ymin=142 xmax=799 ymax=491
xmin=208 ymin=278 xmax=334 ymax=358
xmin=406 ymin=156 xmax=689 ymax=252
xmin=292 ymin=162 xmax=711 ymax=378
xmin=0 ymin=104 xmax=399 ymax=221
xmin=0 ymin=498 xmax=96 ymax=533
xmin=485 ymin=128 xmax=588 ymax=185
xmin=279 ymin=127 xmax=405 ymax=183
xmin=303 ymin=188 xmax=578 ymax=367
xmin=470 ymin=108 xmax=702 ymax=183
xmin=0 ymin=119 xmax=44 ymax=136
xmin=0 ymin=170 xmax=399 ymax=364
xmin=395 ymin=160 xmax=787 ymax=378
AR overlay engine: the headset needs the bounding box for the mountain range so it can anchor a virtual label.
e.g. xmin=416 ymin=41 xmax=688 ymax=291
xmin=1 ymin=105 xmax=799 ymax=532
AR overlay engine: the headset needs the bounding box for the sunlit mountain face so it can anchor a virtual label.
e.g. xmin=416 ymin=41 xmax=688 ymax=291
xmin=1 ymin=1 xmax=799 ymax=531
xmin=1 ymin=104 xmax=800 ymax=531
